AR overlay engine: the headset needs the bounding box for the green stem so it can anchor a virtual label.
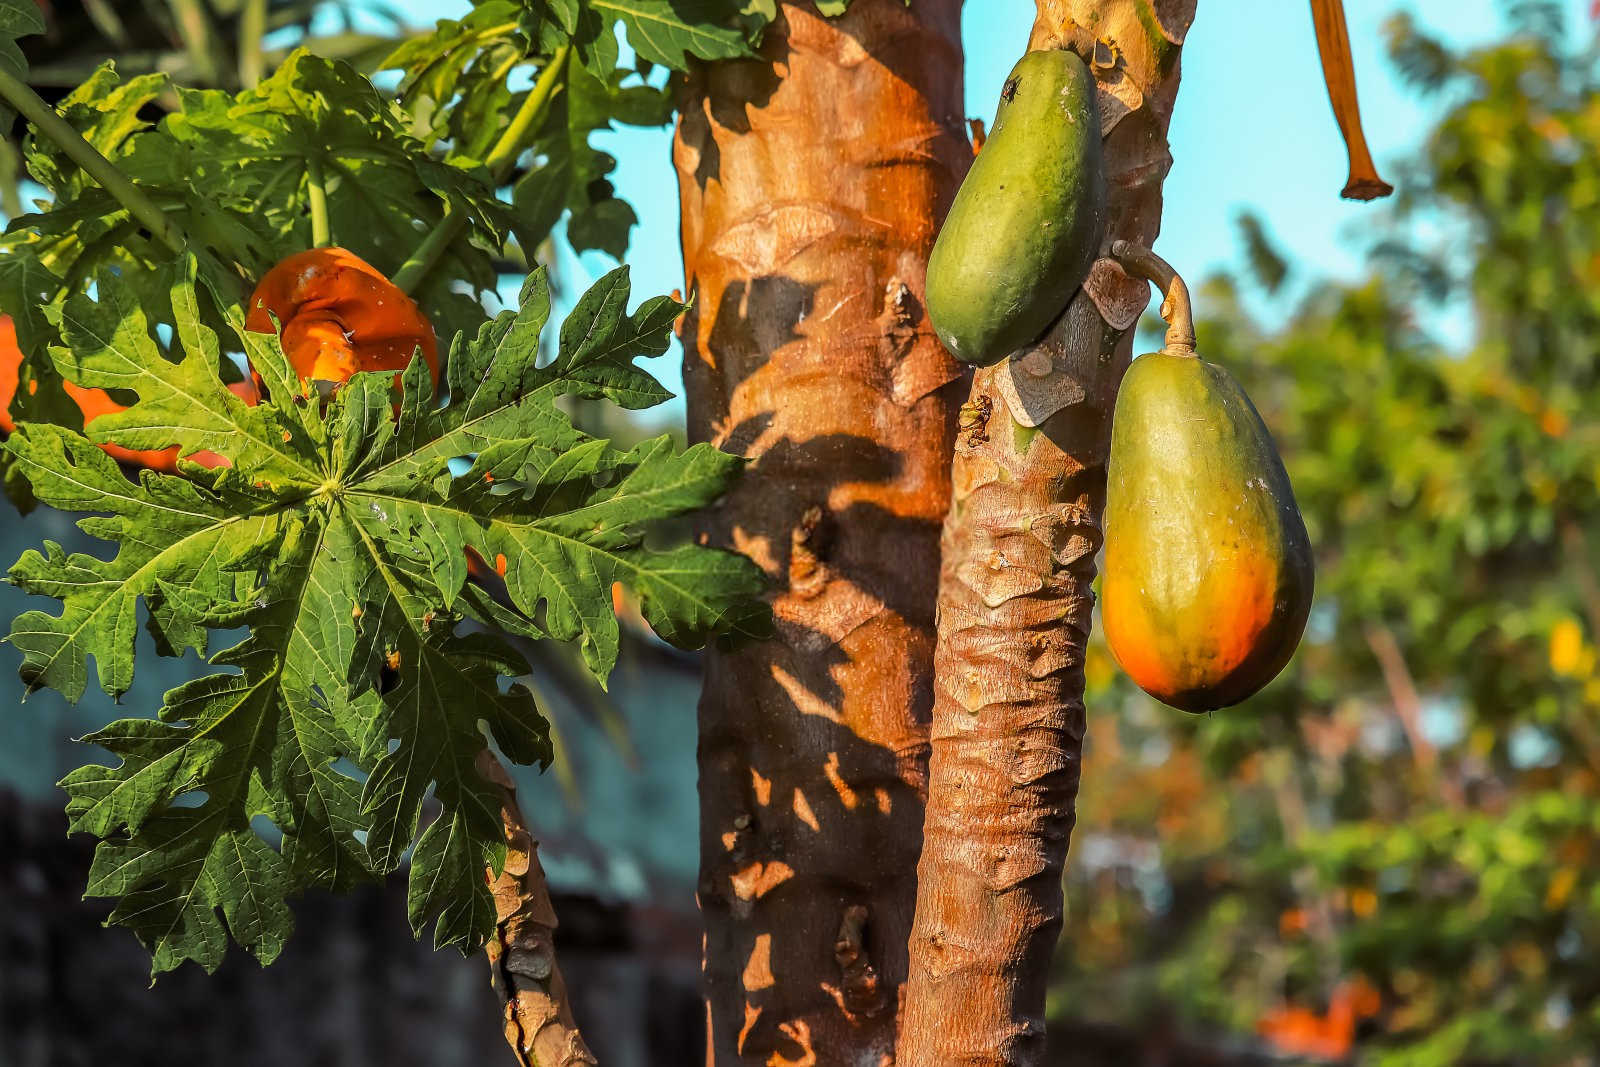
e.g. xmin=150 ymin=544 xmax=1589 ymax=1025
xmin=0 ymin=137 xmax=22 ymax=220
xmin=0 ymin=66 xmax=186 ymax=254
xmin=1110 ymin=239 xmax=1197 ymax=356
xmin=306 ymin=153 xmax=331 ymax=247
xmin=238 ymin=0 xmax=267 ymax=89
xmin=484 ymin=45 xmax=571 ymax=179
xmin=391 ymin=44 xmax=571 ymax=296
xmin=388 ymin=207 xmax=466 ymax=298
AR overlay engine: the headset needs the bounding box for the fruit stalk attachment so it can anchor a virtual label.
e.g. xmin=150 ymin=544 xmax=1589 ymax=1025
xmin=1109 ymin=239 xmax=1194 ymax=357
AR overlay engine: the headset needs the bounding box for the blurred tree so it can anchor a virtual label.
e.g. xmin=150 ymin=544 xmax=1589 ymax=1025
xmin=1050 ymin=5 xmax=1600 ymax=1065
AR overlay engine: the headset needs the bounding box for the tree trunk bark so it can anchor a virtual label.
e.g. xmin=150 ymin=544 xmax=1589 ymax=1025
xmin=900 ymin=4 xmax=1195 ymax=1064
xmin=477 ymin=751 xmax=598 ymax=1067
xmin=672 ymin=2 xmax=969 ymax=1062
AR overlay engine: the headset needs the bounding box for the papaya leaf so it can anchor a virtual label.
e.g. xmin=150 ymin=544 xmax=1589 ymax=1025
xmin=589 ymin=0 xmax=761 ymax=69
xmin=5 ymin=260 xmax=766 ymax=974
xmin=20 ymin=66 xmax=169 ymax=201
xmin=4 ymin=54 xmax=508 ymax=354
xmin=383 ymin=0 xmax=539 ymax=165
xmin=383 ymin=0 xmax=767 ymax=262
xmin=0 ymin=0 xmax=44 ymax=121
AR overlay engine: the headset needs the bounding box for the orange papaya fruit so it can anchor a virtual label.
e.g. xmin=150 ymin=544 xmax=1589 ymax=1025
xmin=1101 ymin=243 xmax=1313 ymax=712
xmin=244 ymin=247 xmax=439 ymax=387
xmin=1 ymin=314 xmax=255 ymax=472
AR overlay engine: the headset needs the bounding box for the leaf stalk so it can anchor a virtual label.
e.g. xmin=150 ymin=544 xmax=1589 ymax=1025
xmin=0 ymin=65 xmax=187 ymax=255
xmin=392 ymin=43 xmax=573 ymax=296
xmin=306 ymin=153 xmax=331 ymax=247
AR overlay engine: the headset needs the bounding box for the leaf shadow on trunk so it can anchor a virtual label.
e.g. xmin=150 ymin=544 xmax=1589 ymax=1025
xmin=697 ymin=646 xmax=932 ymax=1056
xmin=701 ymin=276 xmax=814 ymax=400
xmin=686 ymin=272 xmax=951 ymax=1060
xmin=676 ymin=56 xmax=782 ymax=190
xmin=689 ymin=413 xmax=944 ymax=1055
xmin=675 ymin=0 xmax=963 ymax=193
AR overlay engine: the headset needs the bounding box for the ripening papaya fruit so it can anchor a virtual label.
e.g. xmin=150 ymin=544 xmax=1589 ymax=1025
xmin=245 ymin=247 xmax=438 ymax=387
xmin=1101 ymin=344 xmax=1314 ymax=713
xmin=926 ymin=48 xmax=1106 ymax=367
xmin=0 ymin=314 xmax=254 ymax=472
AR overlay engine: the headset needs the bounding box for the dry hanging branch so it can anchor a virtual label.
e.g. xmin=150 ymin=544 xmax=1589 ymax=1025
xmin=900 ymin=1 xmax=1196 ymax=1063
xmin=1309 ymin=0 xmax=1394 ymax=200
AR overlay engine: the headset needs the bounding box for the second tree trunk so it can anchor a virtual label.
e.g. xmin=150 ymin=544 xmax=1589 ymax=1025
xmin=901 ymin=2 xmax=1196 ymax=1063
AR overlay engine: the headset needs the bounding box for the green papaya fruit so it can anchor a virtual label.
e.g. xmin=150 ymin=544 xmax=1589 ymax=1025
xmin=926 ymin=48 xmax=1107 ymax=367
xmin=1103 ymin=348 xmax=1315 ymax=712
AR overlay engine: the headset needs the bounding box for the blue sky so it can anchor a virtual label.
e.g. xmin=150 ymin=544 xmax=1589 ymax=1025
xmin=533 ymin=0 xmax=1584 ymax=394
xmin=606 ymin=2 xmax=1579 ymax=284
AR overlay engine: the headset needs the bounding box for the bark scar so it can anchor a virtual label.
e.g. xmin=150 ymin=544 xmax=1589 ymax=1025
xmin=834 ymin=905 xmax=888 ymax=1018
xmin=789 ymin=505 xmax=831 ymax=597
xmin=958 ymin=394 xmax=993 ymax=447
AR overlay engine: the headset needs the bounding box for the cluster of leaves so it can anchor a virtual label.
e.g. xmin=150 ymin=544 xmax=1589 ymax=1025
xmin=1 ymin=52 xmax=516 ymax=450
xmin=382 ymin=0 xmax=771 ymax=260
xmin=1048 ymin=6 xmax=1600 ymax=1065
xmin=1 ymin=0 xmax=783 ymax=458
xmin=4 ymin=257 xmax=764 ymax=973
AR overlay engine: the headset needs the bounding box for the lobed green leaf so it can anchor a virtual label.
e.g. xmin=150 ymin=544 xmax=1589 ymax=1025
xmin=6 ymin=261 xmax=765 ymax=974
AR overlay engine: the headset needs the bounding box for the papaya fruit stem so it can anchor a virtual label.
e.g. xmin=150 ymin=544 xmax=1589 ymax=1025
xmin=1109 ymin=239 xmax=1195 ymax=356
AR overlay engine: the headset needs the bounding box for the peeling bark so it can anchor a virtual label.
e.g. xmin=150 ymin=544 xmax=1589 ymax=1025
xmin=900 ymin=3 xmax=1195 ymax=1064
xmin=672 ymin=2 xmax=969 ymax=1061
xmin=478 ymin=751 xmax=598 ymax=1067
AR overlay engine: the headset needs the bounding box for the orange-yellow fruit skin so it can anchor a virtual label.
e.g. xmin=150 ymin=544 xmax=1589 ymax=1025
xmin=5 ymin=248 xmax=431 ymax=473
xmin=1 ymin=314 xmax=256 ymax=471
xmin=244 ymin=247 xmax=438 ymax=386
xmin=0 ymin=315 xmax=20 ymax=434
xmin=1102 ymin=351 xmax=1313 ymax=712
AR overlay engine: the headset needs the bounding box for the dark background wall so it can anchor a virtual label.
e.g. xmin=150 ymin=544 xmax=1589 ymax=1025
xmin=0 ymin=787 xmax=706 ymax=1067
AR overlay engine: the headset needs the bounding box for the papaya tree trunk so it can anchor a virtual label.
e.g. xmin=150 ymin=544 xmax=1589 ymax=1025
xmin=478 ymin=751 xmax=598 ymax=1066
xmin=672 ymin=1 xmax=968 ymax=1061
xmin=900 ymin=3 xmax=1195 ymax=1063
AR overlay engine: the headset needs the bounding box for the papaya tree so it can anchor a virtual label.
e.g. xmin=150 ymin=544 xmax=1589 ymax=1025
xmin=0 ymin=0 xmax=1406 ymax=1063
